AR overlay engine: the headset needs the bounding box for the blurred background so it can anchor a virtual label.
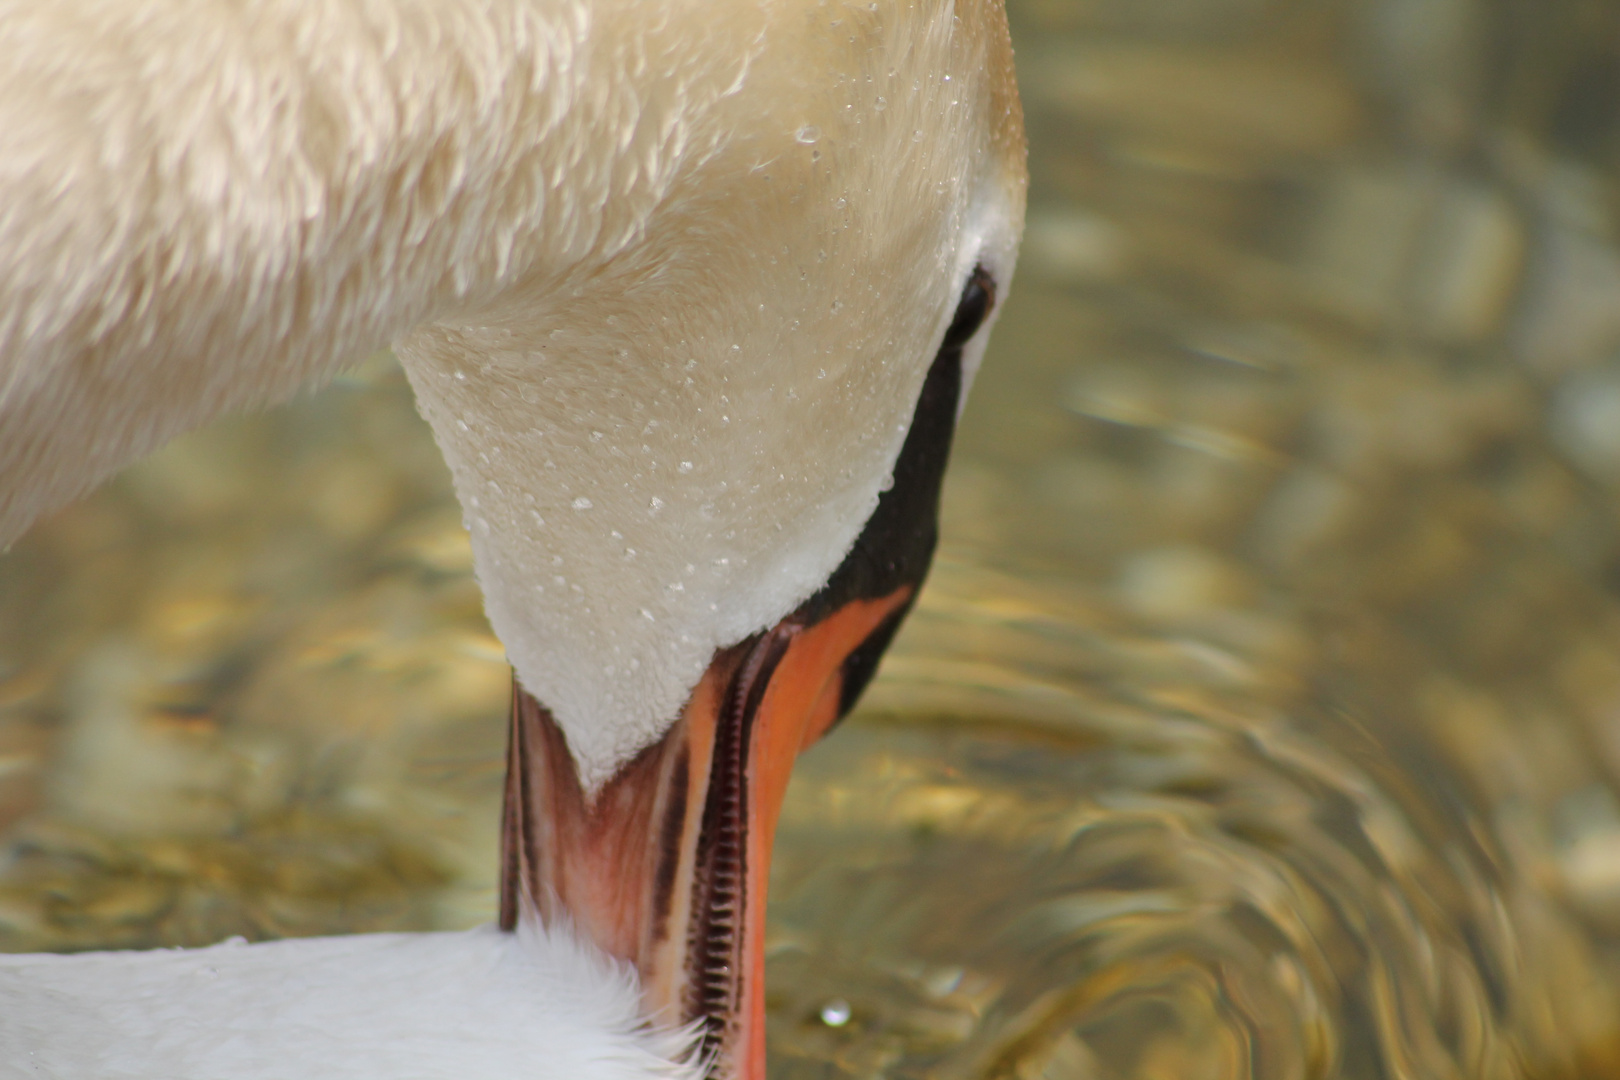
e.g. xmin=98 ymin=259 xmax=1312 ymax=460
xmin=7 ymin=0 xmax=1620 ymax=1076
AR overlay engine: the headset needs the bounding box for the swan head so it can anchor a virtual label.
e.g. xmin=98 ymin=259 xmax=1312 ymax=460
xmin=394 ymin=0 xmax=1024 ymax=1074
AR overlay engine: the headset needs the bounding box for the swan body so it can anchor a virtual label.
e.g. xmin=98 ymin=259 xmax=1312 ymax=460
xmin=0 ymin=0 xmax=1025 ymax=1074
xmin=0 ymin=926 xmax=699 ymax=1080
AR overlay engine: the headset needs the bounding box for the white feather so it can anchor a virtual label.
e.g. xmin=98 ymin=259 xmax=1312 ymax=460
xmin=0 ymin=922 xmax=703 ymax=1080
xmin=0 ymin=0 xmax=1025 ymax=788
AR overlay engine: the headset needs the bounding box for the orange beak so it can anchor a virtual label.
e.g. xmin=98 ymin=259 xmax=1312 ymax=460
xmin=499 ymin=586 xmax=913 ymax=1079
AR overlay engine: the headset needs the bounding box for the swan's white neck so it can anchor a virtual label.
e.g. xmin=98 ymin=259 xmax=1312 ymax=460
xmin=0 ymin=0 xmax=1026 ymax=789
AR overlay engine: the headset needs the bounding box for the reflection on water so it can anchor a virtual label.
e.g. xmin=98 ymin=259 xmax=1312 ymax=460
xmin=7 ymin=0 xmax=1620 ymax=1076
xmin=772 ymin=563 xmax=1619 ymax=1079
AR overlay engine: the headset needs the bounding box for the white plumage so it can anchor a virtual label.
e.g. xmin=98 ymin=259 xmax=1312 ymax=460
xmin=0 ymin=924 xmax=701 ymax=1080
xmin=0 ymin=0 xmax=1023 ymax=789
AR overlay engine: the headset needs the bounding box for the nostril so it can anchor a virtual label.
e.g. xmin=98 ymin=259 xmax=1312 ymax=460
xmin=941 ymin=264 xmax=996 ymax=349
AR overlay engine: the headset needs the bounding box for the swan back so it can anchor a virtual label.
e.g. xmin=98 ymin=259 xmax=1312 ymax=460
xmin=0 ymin=924 xmax=702 ymax=1080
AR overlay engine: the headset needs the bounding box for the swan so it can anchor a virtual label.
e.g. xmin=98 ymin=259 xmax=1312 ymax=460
xmin=0 ymin=0 xmax=1026 ymax=1076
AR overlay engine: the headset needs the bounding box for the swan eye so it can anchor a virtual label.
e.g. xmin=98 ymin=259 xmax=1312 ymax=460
xmin=940 ymin=264 xmax=997 ymax=349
